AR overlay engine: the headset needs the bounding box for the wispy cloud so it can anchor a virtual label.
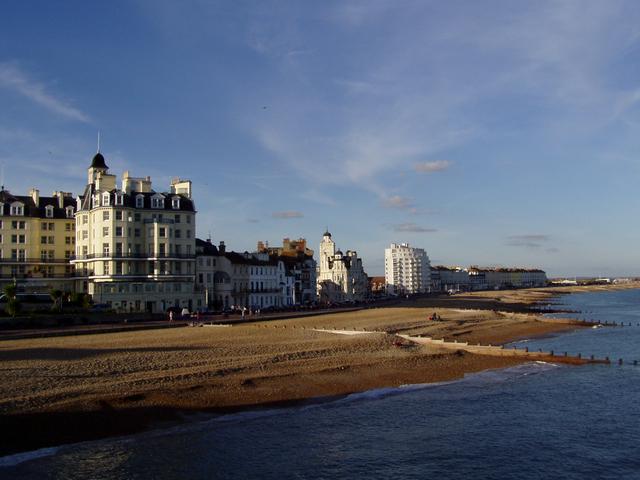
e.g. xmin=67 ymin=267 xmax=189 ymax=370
xmin=506 ymin=234 xmax=551 ymax=248
xmin=247 ymin=218 xmax=260 ymax=223
xmin=382 ymin=195 xmax=413 ymax=209
xmin=391 ymin=223 xmax=437 ymax=233
xmin=272 ymin=210 xmax=303 ymax=219
xmin=414 ymin=160 xmax=452 ymax=173
xmin=0 ymin=63 xmax=90 ymax=123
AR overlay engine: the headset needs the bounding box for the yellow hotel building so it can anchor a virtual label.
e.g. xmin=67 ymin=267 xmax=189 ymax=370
xmin=0 ymin=188 xmax=76 ymax=292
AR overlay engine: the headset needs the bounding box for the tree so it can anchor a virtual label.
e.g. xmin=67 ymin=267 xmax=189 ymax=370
xmin=4 ymin=283 xmax=20 ymax=317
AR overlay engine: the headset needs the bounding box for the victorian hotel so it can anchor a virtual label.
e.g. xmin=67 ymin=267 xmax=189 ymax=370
xmin=71 ymin=152 xmax=202 ymax=313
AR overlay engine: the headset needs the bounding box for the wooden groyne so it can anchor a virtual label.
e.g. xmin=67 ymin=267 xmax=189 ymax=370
xmin=396 ymin=334 xmax=610 ymax=365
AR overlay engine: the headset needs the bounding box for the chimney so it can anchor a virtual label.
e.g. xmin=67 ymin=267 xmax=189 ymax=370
xmin=30 ymin=188 xmax=39 ymax=207
xmin=218 ymin=241 xmax=226 ymax=253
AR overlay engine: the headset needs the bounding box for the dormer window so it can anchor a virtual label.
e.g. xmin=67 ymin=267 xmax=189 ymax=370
xmin=151 ymin=194 xmax=164 ymax=209
xmin=10 ymin=202 xmax=24 ymax=216
xmin=102 ymin=192 xmax=110 ymax=206
xmin=172 ymin=197 xmax=180 ymax=209
xmin=92 ymin=194 xmax=100 ymax=208
xmin=114 ymin=193 xmax=124 ymax=206
xmin=45 ymin=205 xmax=54 ymax=218
xmin=65 ymin=206 xmax=74 ymax=218
xmin=136 ymin=195 xmax=144 ymax=208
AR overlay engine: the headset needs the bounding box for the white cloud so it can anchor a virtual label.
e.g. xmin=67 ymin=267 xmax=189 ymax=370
xmin=272 ymin=210 xmax=304 ymax=219
xmin=414 ymin=160 xmax=452 ymax=173
xmin=391 ymin=223 xmax=437 ymax=233
xmin=0 ymin=63 xmax=90 ymax=123
xmin=381 ymin=195 xmax=413 ymax=209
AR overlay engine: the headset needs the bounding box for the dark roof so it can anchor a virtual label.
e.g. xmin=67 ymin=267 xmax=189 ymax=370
xmin=79 ymin=186 xmax=195 ymax=213
xmin=323 ymin=230 xmax=331 ymax=237
xmin=0 ymin=190 xmax=75 ymax=219
xmin=90 ymin=152 xmax=108 ymax=169
xmin=194 ymin=239 xmax=280 ymax=267
xmin=195 ymin=238 xmax=219 ymax=255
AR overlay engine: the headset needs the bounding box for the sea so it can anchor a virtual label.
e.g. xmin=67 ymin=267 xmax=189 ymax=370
xmin=2 ymin=288 xmax=640 ymax=479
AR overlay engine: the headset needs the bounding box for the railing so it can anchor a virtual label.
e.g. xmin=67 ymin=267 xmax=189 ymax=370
xmin=143 ymin=218 xmax=176 ymax=224
xmin=0 ymin=273 xmax=77 ymax=279
xmin=0 ymin=258 xmax=70 ymax=264
xmin=70 ymin=253 xmax=196 ymax=261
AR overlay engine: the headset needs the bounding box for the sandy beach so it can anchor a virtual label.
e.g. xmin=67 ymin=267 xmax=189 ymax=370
xmin=1 ymin=283 xmax=637 ymax=456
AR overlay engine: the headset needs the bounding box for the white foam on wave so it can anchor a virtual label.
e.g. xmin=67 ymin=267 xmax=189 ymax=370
xmin=0 ymin=446 xmax=59 ymax=468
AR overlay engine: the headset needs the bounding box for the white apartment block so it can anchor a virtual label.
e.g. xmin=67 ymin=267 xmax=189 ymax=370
xmin=71 ymin=151 xmax=203 ymax=313
xmin=384 ymin=243 xmax=431 ymax=294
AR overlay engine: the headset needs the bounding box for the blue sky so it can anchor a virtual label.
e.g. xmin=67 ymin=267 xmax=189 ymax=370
xmin=1 ymin=1 xmax=640 ymax=277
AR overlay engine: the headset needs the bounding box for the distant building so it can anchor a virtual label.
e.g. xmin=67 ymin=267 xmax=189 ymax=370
xmin=196 ymin=239 xmax=291 ymax=310
xmin=384 ymin=243 xmax=431 ymax=294
xmin=257 ymin=238 xmax=317 ymax=304
xmin=368 ymin=276 xmax=386 ymax=296
xmin=72 ymin=151 xmax=202 ymax=313
xmin=0 ymin=187 xmax=76 ymax=292
xmin=431 ymin=266 xmax=471 ymax=292
xmin=316 ymin=230 xmax=368 ymax=303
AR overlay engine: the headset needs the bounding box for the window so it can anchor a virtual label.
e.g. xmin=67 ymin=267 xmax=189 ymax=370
xmin=41 ymin=236 xmax=47 ymax=244
xmin=102 ymin=193 xmax=110 ymax=206
xmin=65 ymin=223 xmax=72 ymax=231
xmin=45 ymin=205 xmax=54 ymax=218
xmin=174 ymin=214 xmax=181 ymax=223
xmin=103 ymin=262 xmax=109 ymax=275
xmin=12 ymin=221 xmax=25 ymax=229
xmin=116 ymin=262 xmax=123 ymax=275
xmin=186 ymin=230 xmax=191 ymax=239
xmin=48 ymin=222 xmax=54 ymax=230
xmin=134 ymin=213 xmax=141 ymax=222
xmin=115 ymin=211 xmax=123 ymax=221
xmin=82 ymin=231 xmax=88 ymax=240
xmin=172 ymin=197 xmax=180 ymax=209
xmin=134 ymin=228 xmax=140 ymax=238
xmin=65 ymin=250 xmax=72 ymax=259
xmin=186 ymin=215 xmax=191 ymax=224
xmin=10 ymin=203 xmax=24 ymax=216
xmin=11 ymin=234 xmax=25 ymax=244
xmin=66 ymin=236 xmax=72 ymax=244
xmin=159 ymin=227 xmax=166 ymax=237
xmin=41 ymin=250 xmax=47 ymax=260
xmin=115 ymin=226 xmax=122 ymax=237
xmin=93 ymin=194 xmax=100 ymax=208
xmin=175 ymin=229 xmax=181 ymax=239
xmin=103 ymin=227 xmax=109 ymax=236
xmin=136 ymin=195 xmax=144 ymax=208
xmin=82 ymin=215 xmax=88 ymax=225
xmin=103 ymin=211 xmax=110 ymax=221
xmin=65 ymin=206 xmax=74 ymax=218
xmin=151 ymin=195 xmax=164 ymax=209
xmin=49 ymin=236 xmax=54 ymax=244
xmin=115 ymin=193 xmax=124 ymax=206
xmin=103 ymin=243 xmax=110 ymax=255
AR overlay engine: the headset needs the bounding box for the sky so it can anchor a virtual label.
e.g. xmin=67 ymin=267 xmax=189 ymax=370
xmin=1 ymin=0 xmax=640 ymax=277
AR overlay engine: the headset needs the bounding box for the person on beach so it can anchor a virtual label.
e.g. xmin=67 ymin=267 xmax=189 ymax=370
xmin=169 ymin=311 xmax=174 ymax=322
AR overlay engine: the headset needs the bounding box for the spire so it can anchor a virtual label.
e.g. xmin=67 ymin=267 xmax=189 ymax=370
xmin=97 ymin=131 xmax=101 ymax=153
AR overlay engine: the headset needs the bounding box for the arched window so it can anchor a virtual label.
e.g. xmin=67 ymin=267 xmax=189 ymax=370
xmin=66 ymin=206 xmax=74 ymax=218
xmin=172 ymin=197 xmax=180 ymax=209
xmin=136 ymin=195 xmax=144 ymax=208
xmin=45 ymin=205 xmax=54 ymax=218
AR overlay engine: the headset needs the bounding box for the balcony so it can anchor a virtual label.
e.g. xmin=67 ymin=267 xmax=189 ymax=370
xmin=71 ymin=253 xmax=196 ymax=261
xmin=0 ymin=258 xmax=70 ymax=264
